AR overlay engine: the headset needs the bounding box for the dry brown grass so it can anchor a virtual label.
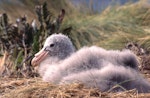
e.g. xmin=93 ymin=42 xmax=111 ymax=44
xmin=1 ymin=41 xmax=150 ymax=98
xmin=0 ymin=77 xmax=150 ymax=98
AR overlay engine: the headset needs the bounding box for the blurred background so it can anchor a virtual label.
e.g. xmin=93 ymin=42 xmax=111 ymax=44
xmin=0 ymin=0 xmax=150 ymax=77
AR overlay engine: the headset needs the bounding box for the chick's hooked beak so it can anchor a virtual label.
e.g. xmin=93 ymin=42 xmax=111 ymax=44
xmin=31 ymin=47 xmax=50 ymax=67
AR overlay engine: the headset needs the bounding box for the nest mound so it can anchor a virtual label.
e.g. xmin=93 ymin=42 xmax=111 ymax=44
xmin=125 ymin=42 xmax=150 ymax=73
xmin=0 ymin=42 xmax=150 ymax=98
xmin=1 ymin=78 xmax=150 ymax=98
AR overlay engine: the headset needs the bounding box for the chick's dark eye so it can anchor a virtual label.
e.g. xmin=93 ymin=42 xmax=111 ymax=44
xmin=50 ymin=44 xmax=55 ymax=47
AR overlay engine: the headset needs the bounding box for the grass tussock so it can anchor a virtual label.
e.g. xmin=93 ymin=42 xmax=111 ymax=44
xmin=62 ymin=0 xmax=150 ymax=49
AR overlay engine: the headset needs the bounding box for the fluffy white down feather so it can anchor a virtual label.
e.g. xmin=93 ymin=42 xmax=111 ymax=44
xmin=32 ymin=34 xmax=150 ymax=93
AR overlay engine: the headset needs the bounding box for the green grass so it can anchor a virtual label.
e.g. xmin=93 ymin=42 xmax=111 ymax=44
xmin=60 ymin=1 xmax=150 ymax=50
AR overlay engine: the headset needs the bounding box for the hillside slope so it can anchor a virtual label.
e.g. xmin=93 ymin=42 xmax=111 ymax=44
xmin=61 ymin=0 xmax=150 ymax=50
